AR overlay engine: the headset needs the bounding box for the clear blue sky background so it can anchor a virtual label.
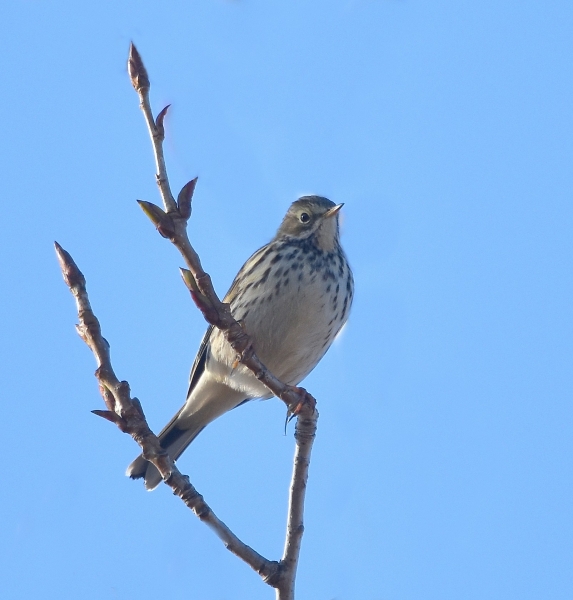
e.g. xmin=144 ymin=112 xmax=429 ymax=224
xmin=1 ymin=1 xmax=572 ymax=599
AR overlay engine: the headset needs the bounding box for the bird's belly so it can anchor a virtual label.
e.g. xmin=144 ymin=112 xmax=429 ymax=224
xmin=208 ymin=266 xmax=349 ymax=397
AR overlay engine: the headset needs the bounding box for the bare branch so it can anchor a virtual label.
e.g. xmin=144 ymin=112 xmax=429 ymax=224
xmin=128 ymin=43 xmax=177 ymax=212
xmin=55 ymin=242 xmax=280 ymax=584
xmin=276 ymin=415 xmax=317 ymax=599
xmin=127 ymin=44 xmax=319 ymax=598
xmin=59 ymin=43 xmax=319 ymax=598
xmin=130 ymin=43 xmax=316 ymax=420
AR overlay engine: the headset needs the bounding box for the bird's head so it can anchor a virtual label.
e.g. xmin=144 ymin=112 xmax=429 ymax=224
xmin=276 ymin=196 xmax=344 ymax=251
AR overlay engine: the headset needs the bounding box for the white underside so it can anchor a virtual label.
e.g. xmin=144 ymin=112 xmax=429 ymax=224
xmin=178 ymin=249 xmax=350 ymax=427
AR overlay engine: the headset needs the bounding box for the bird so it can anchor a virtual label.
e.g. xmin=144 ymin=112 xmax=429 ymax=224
xmin=127 ymin=195 xmax=354 ymax=490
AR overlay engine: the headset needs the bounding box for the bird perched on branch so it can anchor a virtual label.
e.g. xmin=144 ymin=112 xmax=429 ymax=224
xmin=127 ymin=195 xmax=354 ymax=489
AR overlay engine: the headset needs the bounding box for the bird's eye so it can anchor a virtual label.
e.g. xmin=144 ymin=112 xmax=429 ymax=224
xmin=299 ymin=212 xmax=310 ymax=223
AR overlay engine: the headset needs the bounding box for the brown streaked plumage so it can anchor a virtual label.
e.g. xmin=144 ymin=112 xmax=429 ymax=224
xmin=127 ymin=196 xmax=353 ymax=490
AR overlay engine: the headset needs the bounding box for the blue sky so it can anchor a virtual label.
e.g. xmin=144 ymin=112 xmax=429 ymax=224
xmin=1 ymin=1 xmax=572 ymax=598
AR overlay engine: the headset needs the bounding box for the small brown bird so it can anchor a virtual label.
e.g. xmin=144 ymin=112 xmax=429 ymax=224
xmin=127 ymin=196 xmax=354 ymax=489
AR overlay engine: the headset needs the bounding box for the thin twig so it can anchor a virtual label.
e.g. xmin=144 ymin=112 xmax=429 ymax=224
xmin=127 ymin=44 xmax=177 ymax=212
xmin=55 ymin=242 xmax=280 ymax=583
xmin=276 ymin=414 xmax=317 ymax=599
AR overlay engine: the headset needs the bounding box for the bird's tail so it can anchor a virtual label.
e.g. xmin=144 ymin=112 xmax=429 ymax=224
xmin=126 ymin=377 xmax=248 ymax=490
xmin=126 ymin=418 xmax=205 ymax=491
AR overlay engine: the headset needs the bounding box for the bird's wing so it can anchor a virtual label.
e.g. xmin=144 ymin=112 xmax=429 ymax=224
xmin=221 ymin=243 xmax=271 ymax=305
xmin=154 ymin=243 xmax=274 ymax=442
xmin=186 ymin=323 xmax=214 ymax=397
xmin=185 ymin=243 xmax=271 ymax=399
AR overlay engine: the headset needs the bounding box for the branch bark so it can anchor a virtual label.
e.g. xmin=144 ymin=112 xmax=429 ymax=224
xmin=57 ymin=43 xmax=318 ymax=599
xmin=55 ymin=242 xmax=280 ymax=583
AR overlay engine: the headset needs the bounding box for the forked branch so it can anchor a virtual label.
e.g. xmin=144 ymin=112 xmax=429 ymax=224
xmin=128 ymin=43 xmax=316 ymax=598
xmin=58 ymin=43 xmax=318 ymax=600
xmin=55 ymin=242 xmax=279 ymax=583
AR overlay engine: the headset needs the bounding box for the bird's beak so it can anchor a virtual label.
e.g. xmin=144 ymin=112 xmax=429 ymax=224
xmin=324 ymin=203 xmax=344 ymax=219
